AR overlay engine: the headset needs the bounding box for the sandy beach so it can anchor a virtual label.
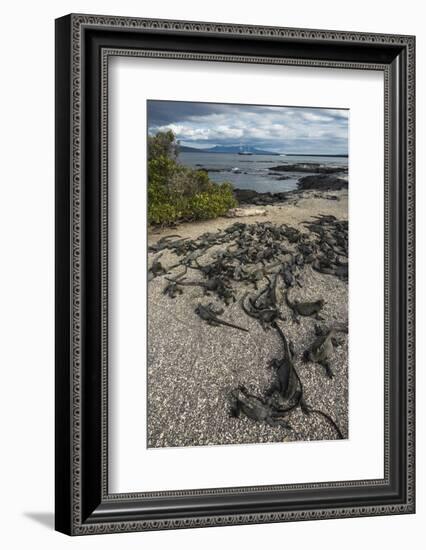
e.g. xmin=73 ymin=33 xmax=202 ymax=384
xmin=147 ymin=189 xmax=348 ymax=448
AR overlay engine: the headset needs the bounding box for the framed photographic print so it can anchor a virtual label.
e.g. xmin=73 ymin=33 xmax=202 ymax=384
xmin=55 ymin=14 xmax=415 ymax=535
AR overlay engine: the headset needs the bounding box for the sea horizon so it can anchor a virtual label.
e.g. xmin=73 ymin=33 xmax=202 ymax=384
xmin=178 ymin=151 xmax=348 ymax=193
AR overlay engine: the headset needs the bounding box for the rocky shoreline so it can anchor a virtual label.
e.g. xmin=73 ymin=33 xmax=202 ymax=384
xmin=297 ymin=174 xmax=348 ymax=191
xmin=233 ymin=174 xmax=348 ymax=205
xmin=195 ymin=161 xmax=347 ymax=182
xmin=268 ymin=163 xmax=347 ymax=175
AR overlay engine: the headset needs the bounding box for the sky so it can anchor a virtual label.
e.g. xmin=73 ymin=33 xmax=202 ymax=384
xmin=147 ymin=100 xmax=349 ymax=155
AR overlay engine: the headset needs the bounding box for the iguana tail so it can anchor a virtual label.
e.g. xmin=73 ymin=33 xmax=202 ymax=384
xmin=218 ymin=319 xmax=249 ymax=333
xmin=284 ymin=288 xmax=293 ymax=309
xmin=272 ymin=321 xmax=291 ymax=359
xmin=307 ymin=408 xmax=344 ymax=439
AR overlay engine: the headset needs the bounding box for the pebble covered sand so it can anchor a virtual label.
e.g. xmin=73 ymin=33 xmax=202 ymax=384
xmin=147 ymin=190 xmax=349 ymax=448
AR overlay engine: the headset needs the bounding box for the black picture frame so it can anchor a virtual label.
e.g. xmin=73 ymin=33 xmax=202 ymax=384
xmin=55 ymin=13 xmax=415 ymax=535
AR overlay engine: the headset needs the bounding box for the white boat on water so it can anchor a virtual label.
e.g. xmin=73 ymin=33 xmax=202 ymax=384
xmin=238 ymin=145 xmax=252 ymax=156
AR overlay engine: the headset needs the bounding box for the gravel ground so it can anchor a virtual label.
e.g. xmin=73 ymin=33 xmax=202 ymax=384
xmin=147 ymin=190 xmax=348 ymax=448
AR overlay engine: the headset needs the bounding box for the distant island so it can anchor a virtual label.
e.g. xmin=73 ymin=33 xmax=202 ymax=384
xmin=179 ymin=145 xmax=280 ymax=155
xmin=285 ymin=153 xmax=348 ymax=158
xmin=179 ymin=146 xmax=347 ymax=157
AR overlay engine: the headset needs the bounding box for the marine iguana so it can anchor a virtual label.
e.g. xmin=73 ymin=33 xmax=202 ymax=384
xmin=285 ymin=289 xmax=325 ymax=322
xmin=165 ymin=276 xmax=222 ymax=293
xmin=281 ymin=265 xmax=296 ymax=288
xmin=148 ymin=254 xmax=168 ymax=281
xmin=195 ymin=303 xmax=249 ymax=332
xmin=275 ymin=333 xmax=344 ymax=438
xmin=312 ymin=258 xmax=348 ymax=281
xmin=241 ymin=292 xmax=280 ymax=330
xmin=164 ymin=270 xmax=236 ymax=304
xmin=267 ymin=321 xmax=300 ymax=403
xmin=302 ymin=324 xmax=347 ymax=378
xmin=241 ymin=273 xmax=281 ymax=329
xmin=148 ymin=234 xmax=183 ymax=253
xmin=229 ymin=386 xmax=292 ymax=429
xmin=266 ymin=273 xmax=281 ymax=308
xmin=163 ymin=280 xmax=183 ymax=298
xmin=250 ymin=273 xmax=281 ymax=311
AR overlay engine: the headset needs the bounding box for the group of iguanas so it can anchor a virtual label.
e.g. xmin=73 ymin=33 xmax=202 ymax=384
xmin=230 ymin=322 xmax=343 ymax=439
xmin=229 ymin=321 xmax=345 ymax=438
xmin=148 ymin=215 xmax=348 ymax=440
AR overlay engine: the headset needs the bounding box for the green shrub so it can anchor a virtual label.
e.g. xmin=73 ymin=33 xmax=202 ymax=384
xmin=148 ymin=181 xmax=236 ymax=225
xmin=147 ymin=130 xmax=179 ymax=161
xmin=188 ymin=183 xmax=237 ymax=220
xmin=147 ymin=131 xmax=237 ymax=225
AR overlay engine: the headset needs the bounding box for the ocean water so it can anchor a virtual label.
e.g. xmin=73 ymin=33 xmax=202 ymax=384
xmin=179 ymin=152 xmax=348 ymax=193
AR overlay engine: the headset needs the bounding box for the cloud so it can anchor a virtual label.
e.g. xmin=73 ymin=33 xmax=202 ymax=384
xmin=300 ymin=112 xmax=334 ymax=123
xmin=152 ymin=123 xmax=244 ymax=141
xmin=147 ymin=100 xmax=349 ymax=154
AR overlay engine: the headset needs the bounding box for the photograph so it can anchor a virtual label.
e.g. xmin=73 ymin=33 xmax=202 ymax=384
xmin=146 ymin=100 xmax=349 ymax=448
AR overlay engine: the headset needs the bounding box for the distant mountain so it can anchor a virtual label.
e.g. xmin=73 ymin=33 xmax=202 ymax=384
xmin=179 ymin=145 xmax=280 ymax=155
xmin=179 ymin=145 xmax=207 ymax=153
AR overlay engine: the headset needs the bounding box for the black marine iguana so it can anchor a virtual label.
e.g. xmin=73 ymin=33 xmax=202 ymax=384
xmin=165 ymin=275 xmax=235 ymax=304
xmin=195 ymin=303 xmax=249 ymax=332
xmin=229 ymin=386 xmax=292 ymax=429
xmin=148 ymin=234 xmax=183 ymax=253
xmin=267 ymin=321 xmax=303 ymax=406
xmin=285 ymin=289 xmax=325 ymax=322
xmin=268 ymin=322 xmax=344 ymax=438
xmin=148 ymin=254 xmax=168 ymax=281
xmin=312 ymin=258 xmax=348 ymax=281
xmin=166 ymin=275 xmax=223 ymax=293
xmin=163 ymin=280 xmax=183 ymax=298
xmin=241 ymin=294 xmax=279 ymax=330
xmin=241 ymin=274 xmax=283 ymax=330
xmin=303 ymin=324 xmax=347 ymax=378
xmin=272 ymin=326 xmax=344 ymax=438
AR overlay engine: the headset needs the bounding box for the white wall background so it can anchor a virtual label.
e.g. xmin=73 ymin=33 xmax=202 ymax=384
xmin=0 ymin=0 xmax=422 ymax=548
